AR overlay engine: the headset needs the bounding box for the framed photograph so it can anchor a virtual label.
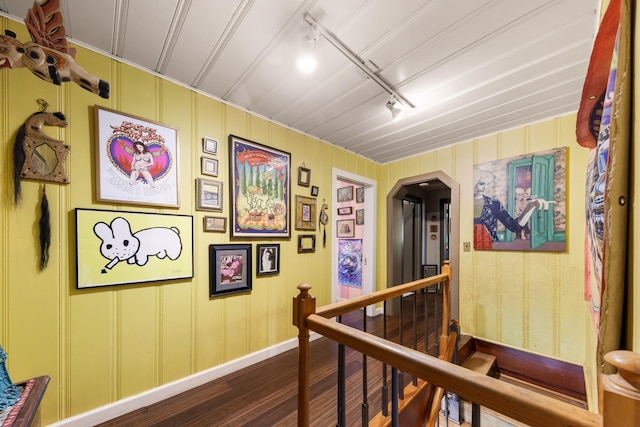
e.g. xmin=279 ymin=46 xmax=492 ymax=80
xmin=203 ymin=137 xmax=218 ymax=155
xmin=75 ymin=208 xmax=194 ymax=289
xmin=229 ymin=135 xmax=290 ymax=238
xmin=356 ymin=209 xmax=364 ymax=225
xmin=257 ymin=244 xmax=280 ymax=276
xmin=298 ymin=234 xmax=316 ymax=253
xmin=337 ymin=206 xmax=352 ymax=216
xmin=298 ymin=166 xmax=311 ymax=187
xmin=204 ymin=216 xmax=226 ymax=232
xmin=197 ymin=178 xmax=223 ymax=211
xmin=337 ymin=185 xmax=353 ymax=202
xmin=201 ymin=156 xmax=219 ymax=177
xmin=295 ymin=195 xmax=317 ymax=230
xmin=430 ymin=224 xmax=438 ymax=232
xmin=423 ymin=264 xmax=438 ymax=278
xmin=356 ymin=187 xmax=365 ymax=203
xmin=311 ymin=185 xmax=319 ymax=197
xmin=336 ymin=219 xmax=355 ymax=238
xmin=94 ymin=106 xmax=179 ymax=208
xmin=209 ymin=244 xmax=252 ymax=297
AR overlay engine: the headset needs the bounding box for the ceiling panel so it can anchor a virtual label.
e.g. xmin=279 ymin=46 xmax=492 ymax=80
xmin=0 ymin=0 xmax=600 ymax=164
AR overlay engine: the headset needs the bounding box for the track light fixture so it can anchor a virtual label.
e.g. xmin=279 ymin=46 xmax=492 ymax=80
xmin=302 ymin=13 xmax=414 ymax=119
xmin=296 ymin=20 xmax=319 ymax=73
xmin=385 ymin=95 xmax=404 ymax=120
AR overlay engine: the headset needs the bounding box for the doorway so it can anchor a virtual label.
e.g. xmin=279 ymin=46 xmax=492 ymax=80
xmin=331 ymin=168 xmax=377 ymax=316
xmin=386 ymin=171 xmax=459 ymax=320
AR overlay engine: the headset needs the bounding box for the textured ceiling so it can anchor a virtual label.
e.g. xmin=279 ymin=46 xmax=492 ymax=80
xmin=0 ymin=0 xmax=600 ymax=164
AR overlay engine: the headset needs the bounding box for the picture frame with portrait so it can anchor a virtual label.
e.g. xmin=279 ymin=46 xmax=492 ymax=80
xmin=256 ymin=244 xmax=280 ymax=276
xmin=336 ymin=219 xmax=355 ymax=238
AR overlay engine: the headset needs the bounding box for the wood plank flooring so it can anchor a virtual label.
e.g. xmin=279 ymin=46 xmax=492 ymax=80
xmin=98 ymin=292 xmax=443 ymax=427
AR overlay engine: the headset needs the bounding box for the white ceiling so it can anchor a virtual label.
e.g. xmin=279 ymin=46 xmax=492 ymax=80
xmin=0 ymin=0 xmax=600 ymax=164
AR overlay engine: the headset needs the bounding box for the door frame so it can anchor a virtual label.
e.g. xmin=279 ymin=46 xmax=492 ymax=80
xmin=332 ymin=168 xmax=377 ymax=316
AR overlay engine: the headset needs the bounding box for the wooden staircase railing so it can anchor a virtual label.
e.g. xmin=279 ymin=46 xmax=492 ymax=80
xmin=293 ymin=262 xmax=640 ymax=426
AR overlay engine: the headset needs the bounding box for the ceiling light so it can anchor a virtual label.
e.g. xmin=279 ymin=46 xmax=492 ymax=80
xmin=385 ymin=95 xmax=404 ymax=120
xmin=297 ymin=21 xmax=319 ymax=73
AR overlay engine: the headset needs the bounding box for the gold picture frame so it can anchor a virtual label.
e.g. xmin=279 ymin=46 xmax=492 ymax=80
xmin=295 ymin=195 xmax=317 ymax=230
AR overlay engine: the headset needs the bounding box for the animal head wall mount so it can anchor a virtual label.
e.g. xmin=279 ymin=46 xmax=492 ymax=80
xmin=0 ymin=0 xmax=109 ymax=98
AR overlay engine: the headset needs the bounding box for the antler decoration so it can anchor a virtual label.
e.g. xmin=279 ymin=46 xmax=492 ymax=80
xmin=0 ymin=0 xmax=109 ymax=98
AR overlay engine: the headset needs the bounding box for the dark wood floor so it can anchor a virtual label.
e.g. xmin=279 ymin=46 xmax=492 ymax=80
xmin=98 ymin=293 xmax=443 ymax=427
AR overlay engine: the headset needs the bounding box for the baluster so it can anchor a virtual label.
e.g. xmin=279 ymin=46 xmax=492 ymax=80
xmin=361 ymin=307 xmax=369 ymax=426
xmin=398 ymin=295 xmax=404 ymax=399
xmin=382 ymin=300 xmax=388 ymax=417
xmin=337 ymin=315 xmax=345 ymax=427
xmin=412 ymin=291 xmax=418 ymax=386
xmin=293 ymin=284 xmax=315 ymax=427
xmin=391 ymin=367 xmax=399 ymax=427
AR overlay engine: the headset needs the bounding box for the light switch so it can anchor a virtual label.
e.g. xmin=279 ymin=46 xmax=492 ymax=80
xmin=463 ymin=242 xmax=471 ymax=251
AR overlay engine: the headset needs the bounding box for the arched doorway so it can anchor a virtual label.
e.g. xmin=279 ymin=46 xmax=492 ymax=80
xmin=386 ymin=171 xmax=460 ymax=320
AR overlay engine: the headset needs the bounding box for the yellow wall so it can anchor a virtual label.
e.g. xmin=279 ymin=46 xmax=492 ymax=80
xmin=0 ymin=13 xmax=608 ymax=424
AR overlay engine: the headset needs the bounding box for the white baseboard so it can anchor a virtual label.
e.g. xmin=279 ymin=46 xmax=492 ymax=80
xmin=47 ymin=333 xmax=321 ymax=426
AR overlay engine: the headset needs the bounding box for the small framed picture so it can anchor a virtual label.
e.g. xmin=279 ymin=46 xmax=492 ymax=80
xmin=311 ymin=185 xmax=319 ymax=197
xmin=295 ymin=195 xmax=317 ymax=230
xmin=203 ymin=137 xmax=218 ymax=155
xmin=298 ymin=234 xmax=316 ymax=253
xmin=337 ymin=206 xmax=352 ymax=216
xmin=201 ymin=156 xmax=219 ymax=177
xmin=356 ymin=209 xmax=364 ymax=225
xmin=337 ymin=186 xmax=353 ymax=202
xmin=430 ymin=224 xmax=438 ymax=232
xmin=209 ymin=244 xmax=251 ymax=297
xmin=203 ymin=216 xmax=226 ymax=232
xmin=196 ymin=178 xmax=223 ymax=211
xmin=356 ymin=187 xmax=364 ymax=203
xmin=336 ymin=219 xmax=355 ymax=238
xmin=257 ymin=244 xmax=280 ymax=276
xmin=298 ymin=166 xmax=311 ymax=187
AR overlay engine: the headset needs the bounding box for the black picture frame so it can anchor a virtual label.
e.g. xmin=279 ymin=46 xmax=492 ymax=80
xmin=298 ymin=234 xmax=316 ymax=253
xmin=337 ymin=206 xmax=352 ymax=216
xmin=209 ymin=244 xmax=252 ymax=297
xmin=298 ymin=166 xmax=311 ymax=187
xmin=257 ymin=244 xmax=280 ymax=276
xmin=311 ymin=185 xmax=319 ymax=197
xmin=423 ymin=264 xmax=438 ymax=278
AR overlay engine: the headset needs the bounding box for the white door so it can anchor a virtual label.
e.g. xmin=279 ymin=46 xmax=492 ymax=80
xmin=331 ymin=168 xmax=377 ymax=316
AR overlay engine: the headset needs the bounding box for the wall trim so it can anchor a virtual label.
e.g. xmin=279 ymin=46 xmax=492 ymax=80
xmin=48 ymin=333 xmax=320 ymax=426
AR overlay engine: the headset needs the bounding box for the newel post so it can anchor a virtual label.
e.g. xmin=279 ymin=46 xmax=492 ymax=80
xmin=293 ymin=283 xmax=316 ymax=427
xmin=600 ymin=350 xmax=640 ymax=426
xmin=439 ymin=260 xmax=451 ymax=356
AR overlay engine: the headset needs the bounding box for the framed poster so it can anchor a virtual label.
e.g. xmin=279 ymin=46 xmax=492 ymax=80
xmin=229 ymin=135 xmax=290 ymax=238
xmin=257 ymin=244 xmax=280 ymax=276
xmin=75 ymin=208 xmax=193 ymax=289
xmin=338 ymin=239 xmax=362 ymax=288
xmin=209 ymin=244 xmax=252 ymax=297
xmin=94 ymin=106 xmax=179 ymax=208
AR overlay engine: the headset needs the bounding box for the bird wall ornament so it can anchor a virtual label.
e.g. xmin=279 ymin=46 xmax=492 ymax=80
xmin=0 ymin=0 xmax=110 ymax=98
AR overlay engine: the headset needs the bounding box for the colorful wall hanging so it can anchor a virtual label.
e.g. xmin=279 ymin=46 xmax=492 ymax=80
xmin=0 ymin=0 xmax=109 ymax=98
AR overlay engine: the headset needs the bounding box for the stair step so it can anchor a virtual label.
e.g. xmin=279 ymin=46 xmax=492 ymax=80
xmin=462 ymin=351 xmax=496 ymax=376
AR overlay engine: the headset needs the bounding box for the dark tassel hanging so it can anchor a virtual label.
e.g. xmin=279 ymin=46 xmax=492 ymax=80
xmin=12 ymin=124 xmax=27 ymax=204
xmin=39 ymin=184 xmax=51 ymax=271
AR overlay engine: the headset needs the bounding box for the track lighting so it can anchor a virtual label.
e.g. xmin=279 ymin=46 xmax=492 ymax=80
xmin=385 ymin=95 xmax=404 ymax=120
xmin=301 ymin=13 xmax=414 ymax=119
xmin=296 ymin=21 xmax=319 ymax=73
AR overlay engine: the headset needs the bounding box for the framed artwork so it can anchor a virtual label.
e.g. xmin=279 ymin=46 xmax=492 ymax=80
xmin=423 ymin=264 xmax=438 ymax=278
xmin=209 ymin=244 xmax=252 ymax=297
xmin=197 ymin=178 xmax=223 ymax=211
xmin=257 ymin=244 xmax=280 ymax=276
xmin=295 ymin=195 xmax=317 ymax=230
xmin=298 ymin=234 xmax=316 ymax=253
xmin=338 ymin=239 xmax=363 ymax=288
xmin=356 ymin=209 xmax=364 ymax=225
xmin=94 ymin=106 xmax=179 ymax=208
xmin=337 ymin=185 xmax=354 ymax=202
xmin=204 ymin=216 xmax=226 ymax=232
xmin=337 ymin=206 xmax=352 ymax=216
xmin=229 ymin=135 xmax=290 ymax=238
xmin=430 ymin=224 xmax=438 ymax=232
xmin=298 ymin=166 xmax=311 ymax=187
xmin=356 ymin=187 xmax=365 ymax=203
xmin=336 ymin=219 xmax=355 ymax=238
xmin=473 ymin=147 xmax=567 ymax=251
xmin=203 ymin=137 xmax=218 ymax=155
xmin=75 ymin=208 xmax=193 ymax=289
xmin=311 ymin=185 xmax=319 ymax=197
xmin=201 ymin=156 xmax=219 ymax=177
